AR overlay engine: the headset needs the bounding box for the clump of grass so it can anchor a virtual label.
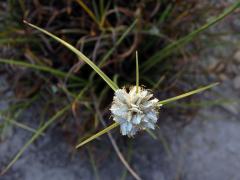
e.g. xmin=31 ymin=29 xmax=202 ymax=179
xmin=0 ymin=1 xmax=239 ymax=179
xmin=0 ymin=22 xmax=218 ymax=176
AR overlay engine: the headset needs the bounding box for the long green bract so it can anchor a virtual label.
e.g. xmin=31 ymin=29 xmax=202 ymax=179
xmin=24 ymin=21 xmax=119 ymax=91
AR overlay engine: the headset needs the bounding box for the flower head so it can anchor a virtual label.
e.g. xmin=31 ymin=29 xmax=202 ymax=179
xmin=110 ymin=86 xmax=161 ymax=137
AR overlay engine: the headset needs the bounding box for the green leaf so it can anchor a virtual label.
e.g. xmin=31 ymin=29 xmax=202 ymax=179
xmin=75 ymin=122 xmax=119 ymax=148
xmin=24 ymin=21 xmax=119 ymax=91
xmin=0 ymin=58 xmax=85 ymax=83
xmin=135 ymin=51 xmax=139 ymax=93
xmin=159 ymin=82 xmax=219 ymax=105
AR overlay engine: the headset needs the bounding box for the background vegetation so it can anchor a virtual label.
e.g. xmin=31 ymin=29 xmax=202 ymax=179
xmin=0 ymin=0 xmax=239 ymax=179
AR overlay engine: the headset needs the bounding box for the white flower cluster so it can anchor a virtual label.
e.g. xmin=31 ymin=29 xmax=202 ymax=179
xmin=110 ymin=86 xmax=161 ymax=137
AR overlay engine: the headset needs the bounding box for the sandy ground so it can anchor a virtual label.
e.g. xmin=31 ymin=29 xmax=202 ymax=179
xmin=1 ymin=3 xmax=240 ymax=180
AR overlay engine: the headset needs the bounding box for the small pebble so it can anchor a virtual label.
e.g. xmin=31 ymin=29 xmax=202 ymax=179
xmin=233 ymin=50 xmax=240 ymax=63
xmin=219 ymin=74 xmax=228 ymax=81
xmin=233 ymin=75 xmax=240 ymax=89
xmin=221 ymin=102 xmax=239 ymax=116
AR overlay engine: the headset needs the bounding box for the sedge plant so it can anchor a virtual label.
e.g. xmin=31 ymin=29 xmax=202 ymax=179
xmin=2 ymin=1 xmax=240 ymax=176
xmin=22 ymin=21 xmax=218 ymax=147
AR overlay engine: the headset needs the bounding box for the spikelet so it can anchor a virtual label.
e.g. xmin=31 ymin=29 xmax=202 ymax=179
xmin=110 ymin=86 xmax=162 ymax=137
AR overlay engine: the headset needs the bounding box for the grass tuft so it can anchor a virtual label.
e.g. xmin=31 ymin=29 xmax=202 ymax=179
xmin=142 ymin=1 xmax=240 ymax=72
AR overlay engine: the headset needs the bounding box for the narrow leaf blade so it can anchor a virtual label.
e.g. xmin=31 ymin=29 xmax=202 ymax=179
xmin=76 ymin=122 xmax=119 ymax=148
xmin=0 ymin=105 xmax=70 ymax=175
xmin=0 ymin=58 xmax=85 ymax=83
xmin=159 ymin=82 xmax=219 ymax=105
xmin=23 ymin=21 xmax=118 ymax=91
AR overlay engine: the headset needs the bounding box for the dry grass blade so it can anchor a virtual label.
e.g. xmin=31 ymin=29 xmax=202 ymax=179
xmin=0 ymin=113 xmax=45 ymax=136
xmin=98 ymin=19 xmax=137 ymax=67
xmin=92 ymin=92 xmax=142 ymax=180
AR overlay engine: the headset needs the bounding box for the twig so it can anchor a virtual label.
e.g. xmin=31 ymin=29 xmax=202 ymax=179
xmin=92 ymin=93 xmax=142 ymax=180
